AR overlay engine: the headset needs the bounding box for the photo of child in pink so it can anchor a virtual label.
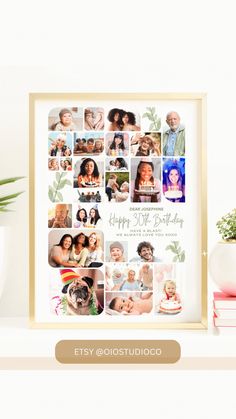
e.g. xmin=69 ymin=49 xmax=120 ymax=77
xmin=158 ymin=280 xmax=182 ymax=314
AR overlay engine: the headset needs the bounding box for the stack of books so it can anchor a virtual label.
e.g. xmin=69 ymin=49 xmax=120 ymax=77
xmin=213 ymin=292 xmax=236 ymax=327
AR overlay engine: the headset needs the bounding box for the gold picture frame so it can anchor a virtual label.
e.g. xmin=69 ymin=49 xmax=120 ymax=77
xmin=29 ymin=93 xmax=207 ymax=329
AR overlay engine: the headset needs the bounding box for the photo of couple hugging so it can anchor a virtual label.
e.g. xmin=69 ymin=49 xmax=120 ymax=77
xmin=48 ymin=230 xmax=104 ymax=268
xmin=105 ymin=172 xmax=129 ymax=203
xmin=107 ymin=108 xmax=140 ymax=131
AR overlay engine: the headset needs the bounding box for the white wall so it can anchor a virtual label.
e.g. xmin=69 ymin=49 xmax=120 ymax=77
xmin=0 ymin=0 xmax=236 ymax=316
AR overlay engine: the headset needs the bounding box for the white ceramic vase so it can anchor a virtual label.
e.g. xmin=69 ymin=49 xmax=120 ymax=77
xmin=209 ymin=241 xmax=236 ymax=296
xmin=0 ymin=226 xmax=6 ymax=299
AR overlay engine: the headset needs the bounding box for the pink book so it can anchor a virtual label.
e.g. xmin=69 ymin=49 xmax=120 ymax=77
xmin=213 ymin=292 xmax=236 ymax=309
xmin=213 ymin=312 xmax=236 ymax=327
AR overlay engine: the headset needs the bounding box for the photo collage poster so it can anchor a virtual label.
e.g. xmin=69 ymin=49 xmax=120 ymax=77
xmin=33 ymin=95 xmax=204 ymax=326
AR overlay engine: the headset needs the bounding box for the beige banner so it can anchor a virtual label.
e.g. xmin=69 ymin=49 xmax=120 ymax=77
xmin=55 ymin=340 xmax=180 ymax=364
xmin=1 ymin=357 xmax=236 ymax=370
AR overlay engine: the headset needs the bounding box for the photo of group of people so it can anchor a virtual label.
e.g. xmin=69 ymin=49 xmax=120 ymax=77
xmin=73 ymin=204 xmax=102 ymax=228
xmin=47 ymin=106 xmax=186 ymax=205
xmin=48 ymin=230 xmax=104 ymax=268
xmin=105 ymin=263 xmax=153 ymax=291
xmin=104 ymin=263 xmax=183 ymax=316
xmin=73 ymin=133 xmax=104 ymax=156
xmin=46 ymin=105 xmax=186 ymax=319
xmin=48 ymin=203 xmax=103 ymax=230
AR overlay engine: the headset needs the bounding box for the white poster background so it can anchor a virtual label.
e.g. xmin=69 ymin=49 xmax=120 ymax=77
xmin=33 ymin=96 xmax=202 ymax=325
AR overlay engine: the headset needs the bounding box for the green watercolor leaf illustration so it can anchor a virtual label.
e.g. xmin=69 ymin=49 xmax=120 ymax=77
xmin=165 ymin=244 xmax=177 ymax=253
xmin=48 ymin=173 xmax=71 ymax=203
xmin=165 ymin=241 xmax=185 ymax=263
xmin=57 ymin=191 xmax=63 ymax=201
xmin=142 ymin=106 xmax=161 ymax=131
xmin=56 ymin=172 xmax=61 ymax=182
xmin=64 ymin=179 xmax=72 ymax=186
xmin=57 ymin=180 xmax=68 ymax=189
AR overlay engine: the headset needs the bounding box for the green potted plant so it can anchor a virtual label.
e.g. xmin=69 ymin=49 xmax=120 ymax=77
xmin=0 ymin=177 xmax=24 ymax=298
xmin=209 ymin=208 xmax=236 ymax=296
xmin=0 ymin=177 xmax=24 ymax=212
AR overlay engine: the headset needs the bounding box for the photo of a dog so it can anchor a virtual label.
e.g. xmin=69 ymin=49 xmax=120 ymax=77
xmin=50 ymin=269 xmax=104 ymax=316
xmin=62 ymin=276 xmax=99 ymax=315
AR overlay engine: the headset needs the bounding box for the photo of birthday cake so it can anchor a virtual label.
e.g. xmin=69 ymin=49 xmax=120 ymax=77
xmin=84 ymin=181 xmax=97 ymax=186
xmin=135 ymin=183 xmax=159 ymax=194
xmin=138 ymin=184 xmax=155 ymax=192
xmin=159 ymin=300 xmax=182 ymax=314
xmin=164 ymin=189 xmax=182 ymax=199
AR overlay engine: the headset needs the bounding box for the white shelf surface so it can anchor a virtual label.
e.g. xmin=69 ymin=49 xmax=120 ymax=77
xmin=0 ymin=317 xmax=236 ymax=359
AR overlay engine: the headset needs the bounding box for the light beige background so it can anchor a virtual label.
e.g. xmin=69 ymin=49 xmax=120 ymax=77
xmin=0 ymin=64 xmax=235 ymax=317
xmin=0 ymin=1 xmax=236 ymax=418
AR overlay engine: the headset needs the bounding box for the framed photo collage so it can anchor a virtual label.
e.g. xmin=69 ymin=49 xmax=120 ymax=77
xmin=29 ymin=93 xmax=207 ymax=328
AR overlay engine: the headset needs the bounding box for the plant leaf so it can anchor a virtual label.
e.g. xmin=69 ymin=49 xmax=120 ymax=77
xmin=56 ymin=191 xmax=63 ymax=201
xmin=0 ymin=201 xmax=15 ymax=206
xmin=0 ymin=208 xmax=13 ymax=212
xmin=48 ymin=187 xmax=54 ymax=202
xmin=154 ymin=119 xmax=161 ymax=130
xmin=57 ymin=180 xmax=67 ymax=189
xmin=0 ymin=177 xmax=25 ymax=186
xmin=0 ymin=192 xmax=23 ymax=202
xmin=56 ymin=172 xmax=61 ymax=182
xmin=64 ymin=179 xmax=72 ymax=186
xmin=166 ymin=244 xmax=177 ymax=253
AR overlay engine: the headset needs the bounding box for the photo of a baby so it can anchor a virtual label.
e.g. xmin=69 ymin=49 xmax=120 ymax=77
xmin=48 ymin=107 xmax=83 ymax=131
xmin=105 ymin=292 xmax=153 ymax=315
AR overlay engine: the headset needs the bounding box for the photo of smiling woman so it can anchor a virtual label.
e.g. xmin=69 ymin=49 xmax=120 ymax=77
xmin=131 ymin=158 xmax=161 ymax=203
xmin=49 ymin=230 xmax=104 ymax=268
xmin=70 ymin=233 xmax=89 ymax=267
xmin=49 ymin=234 xmax=78 ymax=268
xmin=84 ymin=232 xmax=104 ymax=267
xmin=74 ymin=208 xmax=88 ymax=228
xmin=162 ymin=158 xmax=185 ymax=203
xmin=131 ymin=132 xmax=161 ymax=156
